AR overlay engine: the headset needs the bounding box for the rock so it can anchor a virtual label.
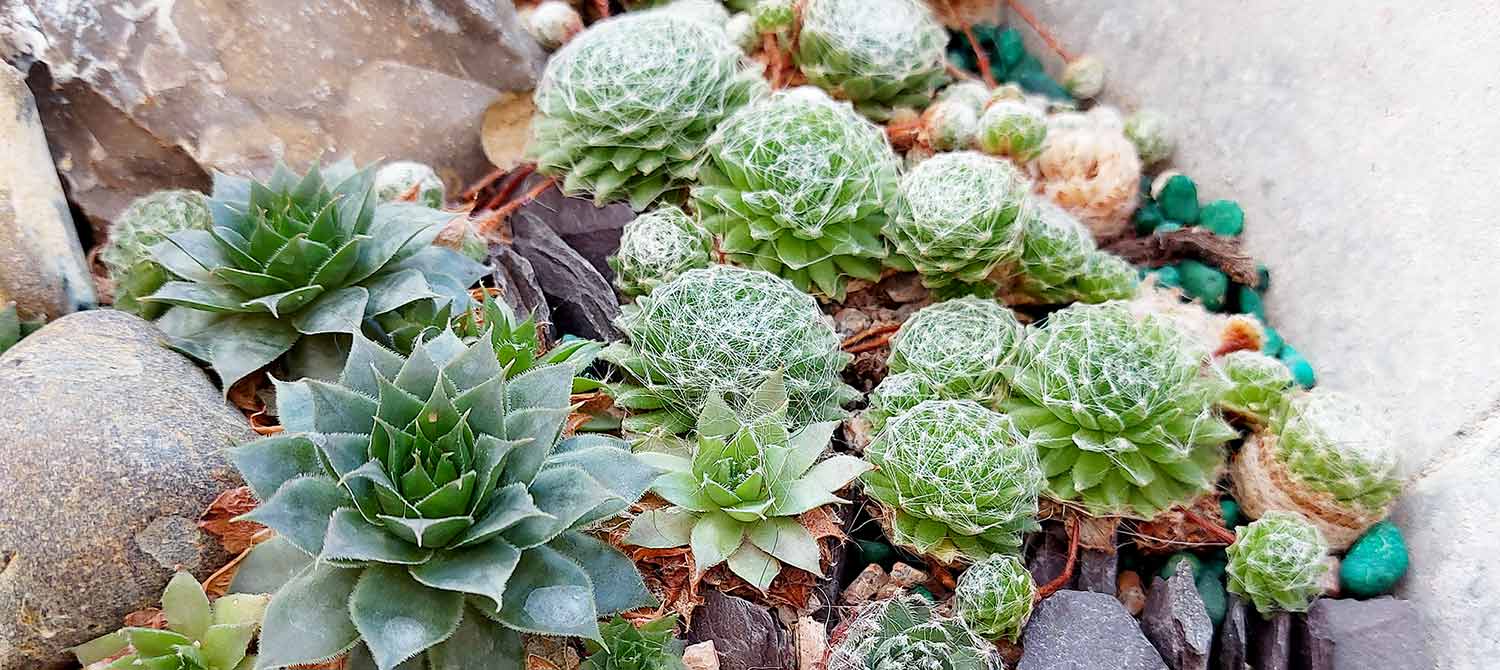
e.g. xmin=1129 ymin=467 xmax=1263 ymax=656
xmin=0 ymin=310 xmax=249 ymax=669
xmin=888 ymin=562 xmax=929 ymax=588
xmin=686 ymin=590 xmax=790 ymax=670
xmin=842 ymin=564 xmax=890 ymax=605
xmin=488 ymin=244 xmax=554 ymax=341
xmin=1026 ymin=522 xmax=1073 ymax=588
xmin=1018 ymin=590 xmax=1168 ymax=670
xmin=0 ymin=62 xmax=95 ymax=320
xmin=4 ymin=0 xmax=544 ymax=237
xmin=1078 ymin=549 xmax=1119 ymax=595
xmin=1141 ymin=562 xmax=1213 ymax=670
xmin=877 ymin=273 xmax=928 ymax=303
xmin=509 ymin=212 xmax=622 ymax=341
xmin=1317 ymin=557 xmax=1342 ymax=597
xmin=682 ymin=641 xmax=721 ymax=670
xmin=1215 ymin=595 xmax=1250 ymax=670
xmin=1251 ymin=611 xmax=1294 ymax=670
xmin=513 ymin=173 xmax=634 ymax=283
xmin=1198 ymin=200 xmax=1244 ymax=236
xmin=1338 ymin=520 xmax=1409 ymax=598
xmin=1302 ymin=597 xmax=1428 ymax=670
xmin=1159 ymin=553 xmax=1202 ymax=581
xmin=832 ymin=308 xmax=872 ymax=338
xmin=794 ymin=618 xmax=826 ymax=670
xmin=1118 ymin=570 xmax=1148 ymax=616
xmin=1194 ymin=561 xmax=1228 ymax=627
xmin=1177 ymin=260 xmax=1229 ymax=312
xmin=482 ymin=93 xmax=538 ymax=173
xmin=1154 ymin=174 xmax=1200 ymax=224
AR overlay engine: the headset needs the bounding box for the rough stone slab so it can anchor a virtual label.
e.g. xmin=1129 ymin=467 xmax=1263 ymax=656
xmin=1077 ymin=548 xmax=1119 ymax=596
xmin=1215 ymin=595 xmax=1249 ymax=670
xmin=1019 ymin=590 xmax=1167 ymax=670
xmin=1251 ymin=611 xmax=1294 ymax=670
xmin=0 ymin=310 xmax=250 ymax=669
xmin=1303 ymin=597 xmax=1428 ymax=670
xmin=509 ymin=212 xmax=621 ymax=342
xmin=0 ymin=61 xmax=94 ymax=320
xmin=687 ymin=590 xmax=790 ymax=670
xmin=1025 ymin=522 xmax=1073 ymax=588
xmin=1141 ymin=562 xmax=1212 ymax=670
xmin=512 ymin=173 xmax=633 ymax=285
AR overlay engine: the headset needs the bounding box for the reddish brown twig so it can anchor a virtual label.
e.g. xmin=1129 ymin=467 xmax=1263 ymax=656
xmin=398 ymin=181 xmax=423 ymax=202
xmin=483 ymin=164 xmax=538 ymax=211
xmin=1034 ymin=516 xmax=1080 ymax=601
xmin=763 ymin=33 xmax=785 ymax=88
xmin=460 ymin=167 xmax=506 ymax=201
xmin=841 ymin=323 xmax=900 ymax=350
xmin=1103 ymin=227 xmax=1260 ymax=285
xmin=961 ymin=22 xmax=998 ymax=87
xmin=476 ymin=176 xmax=557 ymax=236
xmin=1006 ymin=0 xmax=1072 ymax=62
xmin=945 ymin=62 xmax=978 ymax=82
xmin=1182 ymin=507 xmax=1239 ymax=545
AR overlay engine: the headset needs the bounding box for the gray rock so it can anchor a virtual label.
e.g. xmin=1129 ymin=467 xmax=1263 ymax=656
xmin=512 ymin=173 xmax=634 ymax=283
xmin=687 ymin=590 xmax=791 ymax=670
xmin=1141 ymin=562 xmax=1213 ymax=670
xmin=509 ymin=212 xmax=622 ymax=342
xmin=1019 ymin=590 xmax=1168 ymax=670
xmin=878 ymin=273 xmax=928 ymax=303
xmin=1252 ymin=611 xmax=1294 ymax=670
xmin=0 ymin=62 xmax=94 ymax=320
xmin=488 ymin=243 xmax=554 ymax=341
xmin=0 ymin=310 xmax=250 ymax=669
xmin=1302 ymin=597 xmax=1428 ymax=670
xmin=1026 ymin=522 xmax=1073 ymax=588
xmin=1077 ymin=548 xmax=1119 ymax=596
xmin=1215 ymin=595 xmax=1249 ymax=670
xmin=2 ymin=0 xmax=544 ymax=238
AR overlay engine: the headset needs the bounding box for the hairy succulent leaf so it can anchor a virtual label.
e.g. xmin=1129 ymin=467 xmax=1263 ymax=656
xmin=1013 ymin=200 xmax=1138 ymax=304
xmin=953 ymin=554 xmax=1035 ymax=642
xmin=73 ymin=572 xmax=268 ymax=670
xmin=609 ymin=206 xmax=714 ymax=297
xmin=0 ymin=302 xmax=43 ymax=354
xmin=1225 ymin=511 xmax=1328 ymax=615
xmin=794 ymin=0 xmax=949 ymax=121
xmin=1214 ymin=350 xmax=1294 ymax=424
xmin=828 ymin=596 xmax=1000 ymax=670
xmin=580 ymin=616 xmax=688 ymax=670
xmin=860 ymin=371 xmax=934 ymax=434
xmin=1272 ymin=390 xmax=1401 ymax=514
xmin=886 ymin=297 xmax=1024 ymax=400
xmin=976 ymin=101 xmax=1047 ymax=161
xmin=100 ymin=190 xmax=214 ymax=319
xmin=885 ymin=152 xmax=1034 ymax=289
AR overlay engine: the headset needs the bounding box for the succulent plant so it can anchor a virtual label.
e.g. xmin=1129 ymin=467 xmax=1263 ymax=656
xmin=725 ymin=12 xmax=760 ymax=52
xmin=98 ymin=190 xmax=213 ymax=319
xmin=861 ymin=371 xmax=935 ymax=434
xmin=72 ymin=572 xmax=268 ymax=670
xmin=528 ymin=12 xmax=766 ymax=209
xmin=226 ymin=328 xmax=659 ymax=670
xmin=1032 ymin=109 xmax=1142 ymax=240
xmin=886 ymin=297 xmax=1024 ymax=400
xmin=1000 ymin=303 xmax=1237 ymax=518
xmin=885 ymin=151 xmax=1035 ymax=289
xmin=140 ymin=161 xmax=485 ymax=390
xmin=693 ymin=89 xmax=898 ymax=299
xmin=794 ymin=0 xmax=950 ymax=121
xmin=861 ymin=400 xmax=1044 ymax=563
xmin=1124 ymin=109 xmax=1174 ymax=166
xmin=521 ymin=1 xmax=584 ymax=50
xmin=953 ymin=554 xmax=1036 ymax=642
xmin=828 ymin=596 xmax=1000 ymax=670
xmin=1225 ymin=511 xmax=1329 ymax=615
xmin=936 ymin=80 xmax=990 ymax=113
xmin=920 ymin=100 xmax=979 ymax=152
xmin=976 ymin=101 xmax=1047 ymax=161
xmin=1215 ymin=350 xmax=1294 ymax=423
xmin=1070 ymin=251 xmax=1140 ymax=302
xmin=0 ymin=301 xmax=42 ymax=354
xmin=609 ymin=205 xmax=715 ymax=297
xmin=626 ymin=372 xmax=870 ymax=589
xmin=373 ymin=161 xmax=445 ymax=209
xmin=602 ymin=265 xmax=859 ymax=435
xmin=1012 ymin=199 xmax=1094 ymax=301
xmin=581 ymin=616 xmax=687 ymax=670
xmin=751 ymin=0 xmax=796 ymax=33
xmin=1062 ymin=55 xmax=1106 ymax=99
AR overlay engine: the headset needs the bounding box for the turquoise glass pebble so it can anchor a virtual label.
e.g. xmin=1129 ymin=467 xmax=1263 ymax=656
xmin=1154 ymin=221 xmax=1183 ymax=235
xmin=1340 ymin=521 xmax=1410 ymax=597
xmin=1279 ymin=345 xmax=1317 ymax=388
xmin=1134 ymin=201 xmax=1165 ymax=234
xmin=1237 ymin=285 xmax=1266 ymax=322
xmin=1261 ymin=324 xmax=1285 ymax=357
xmin=1157 ymin=174 xmax=1200 ymax=223
xmin=1177 ymin=260 xmax=1228 ymax=311
xmin=1220 ymin=499 xmax=1241 ymax=528
xmin=1199 ymin=199 xmax=1245 ymax=236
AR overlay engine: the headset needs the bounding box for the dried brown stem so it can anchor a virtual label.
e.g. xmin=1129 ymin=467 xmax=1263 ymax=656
xmin=476 ymin=176 xmax=557 ymax=236
xmin=592 ymin=0 xmax=611 ymax=20
xmin=1182 ymin=507 xmax=1239 ymax=545
xmin=460 ymin=167 xmax=506 ymax=201
xmin=885 ymin=115 xmax=924 ymax=152
xmin=841 ymin=323 xmax=900 ymax=350
xmin=961 ymin=22 xmax=998 ymax=87
xmin=1034 ymin=516 xmax=1080 ymax=601
xmin=1103 ymin=227 xmax=1260 ymax=285
xmin=1006 ymin=0 xmax=1072 ymax=62
xmin=484 ymin=164 xmax=538 ymax=211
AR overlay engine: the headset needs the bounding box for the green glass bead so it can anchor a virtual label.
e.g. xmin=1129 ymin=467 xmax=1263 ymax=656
xmin=1261 ymin=324 xmax=1285 ymax=357
xmin=911 ymin=585 xmax=937 ymax=602
xmin=1199 ymin=199 xmax=1245 ymax=236
xmin=1134 ymin=201 xmax=1165 ymax=234
xmin=1154 ymin=221 xmax=1184 ymax=235
xmin=1160 ymin=553 xmax=1202 ymax=580
xmin=1237 ymin=285 xmax=1266 ymax=322
xmin=1152 ymin=265 xmax=1182 ymax=289
xmin=1195 ymin=564 xmax=1228 ymax=626
xmin=856 ymin=539 xmax=895 ymax=567
xmin=1279 ymin=345 xmax=1317 ymax=388
xmin=1256 ymin=263 xmax=1271 ymax=290
xmin=1157 ymin=174 xmax=1200 ymax=224
xmin=1221 ymin=499 xmax=1241 ymax=528
xmin=1177 ymin=260 xmax=1228 ymax=311
xmin=1339 ymin=521 xmax=1409 ymax=598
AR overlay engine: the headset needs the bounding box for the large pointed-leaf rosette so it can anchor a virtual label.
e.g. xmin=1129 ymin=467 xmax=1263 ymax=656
xmin=227 ymin=329 xmax=660 ymax=670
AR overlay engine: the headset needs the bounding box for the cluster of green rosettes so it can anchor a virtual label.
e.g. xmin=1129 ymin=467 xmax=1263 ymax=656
xmin=74 ymin=572 xmax=267 ymax=670
xmin=794 ymin=0 xmax=950 ymax=121
xmin=953 ymin=554 xmax=1036 ymax=642
xmin=828 ymin=596 xmax=999 ymax=670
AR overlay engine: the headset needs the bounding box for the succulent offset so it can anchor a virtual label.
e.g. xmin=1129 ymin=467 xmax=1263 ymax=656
xmin=608 ymin=205 xmax=714 ymax=297
xmin=528 ymin=12 xmax=766 ymax=209
xmin=976 ymin=101 xmax=1047 ymax=161
xmin=861 ymin=371 xmax=935 ymax=434
xmin=1012 ymin=199 xmax=1094 ymax=302
xmin=72 ymin=572 xmax=268 ymax=670
xmin=885 ymin=151 xmax=1036 ymax=288
xmin=920 ymin=100 xmax=979 ymax=152
xmin=1225 ymin=511 xmax=1329 ymax=615
xmin=1124 ymin=109 xmax=1174 ymax=166
xmin=828 ymin=596 xmax=1000 ymax=670
xmin=373 ymin=161 xmax=445 ymax=209
xmin=1000 ymin=303 xmax=1237 ymax=518
xmin=99 ymin=190 xmax=213 ymax=319
xmin=693 ymin=89 xmax=899 ymax=299
xmin=794 ymin=0 xmax=950 ymax=121
xmin=886 ymin=297 xmax=1025 ymax=400
xmin=625 ymin=372 xmax=870 ymax=589
xmin=1070 ymin=251 xmax=1140 ymax=302
xmin=861 ymin=400 xmax=1044 ymax=563
xmin=581 ymin=616 xmax=688 ymax=670
xmin=141 ymin=161 xmax=485 ymax=389
xmin=953 ymin=554 xmax=1036 ymax=642
xmin=1215 ymin=350 xmax=1294 ymax=423
xmin=1031 ymin=109 xmax=1143 ymax=240
xmin=226 ymin=329 xmax=659 ymax=670
xmin=602 ymin=266 xmax=859 ymax=435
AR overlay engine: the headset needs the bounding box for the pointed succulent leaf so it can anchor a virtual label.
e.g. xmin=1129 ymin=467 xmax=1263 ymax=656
xmin=427 ymin=607 xmax=524 ymax=670
xmin=549 ymin=531 xmax=656 ymax=615
xmin=350 ymin=565 xmax=466 ymax=670
xmin=255 ymin=563 xmax=361 ymax=669
xmin=498 ymin=545 xmax=602 ymax=640
xmin=625 ymin=507 xmax=699 ymax=549
xmin=162 ymin=571 xmax=212 ymax=640
xmin=241 ymin=476 xmax=349 ymax=556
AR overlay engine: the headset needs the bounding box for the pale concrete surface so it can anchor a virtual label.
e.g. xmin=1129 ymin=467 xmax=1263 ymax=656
xmin=1013 ymin=3 xmax=1500 ymax=667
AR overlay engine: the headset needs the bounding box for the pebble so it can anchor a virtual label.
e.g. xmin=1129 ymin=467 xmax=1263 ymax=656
xmin=888 ymin=562 xmax=930 ymax=587
xmin=1339 ymin=520 xmax=1410 ymax=597
xmin=1079 ymin=549 xmax=1120 ymax=596
xmin=1118 ymin=570 xmax=1148 ymax=616
xmin=1253 ymin=611 xmax=1294 ymax=670
xmin=1218 ymin=595 xmax=1251 ymax=670
xmin=794 ymin=617 xmax=825 ymax=670
xmin=1278 ymin=345 xmax=1318 ymax=388
xmin=1141 ymin=562 xmax=1213 ymax=670
xmin=1019 ymin=590 xmax=1168 ymax=670
xmin=833 ymin=308 xmax=872 ymax=338
xmin=1235 ymin=285 xmax=1266 ymax=322
xmin=1261 ymin=325 xmax=1285 ymax=357
xmin=1256 ymin=263 xmax=1272 ymax=291
xmin=1198 ymin=200 xmax=1245 ymax=236
xmin=1152 ymin=265 xmax=1183 ymax=289
xmin=879 ymin=273 xmax=929 ymax=303
xmin=843 ymin=563 xmax=891 ymax=605
xmin=1302 ymin=597 xmax=1429 ymax=669
xmin=1194 ymin=562 xmax=1228 ymax=627
xmin=854 ymin=539 xmax=894 ymax=567
xmin=1220 ymin=499 xmax=1242 ymax=528
xmin=1156 ymin=174 xmax=1201 ymax=224
xmin=1177 ymin=260 xmax=1229 ymax=311
xmin=682 ymin=641 xmax=720 ymax=670
xmin=1134 ymin=201 xmax=1166 ymax=234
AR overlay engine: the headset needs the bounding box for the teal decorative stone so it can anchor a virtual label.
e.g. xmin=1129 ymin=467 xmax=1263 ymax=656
xmin=856 ymin=539 xmax=895 ymax=567
xmin=1151 ymin=265 xmax=1182 ymax=289
xmin=1261 ymin=324 xmax=1285 ymax=357
xmin=1236 ymin=285 xmax=1266 ymax=322
xmin=1134 ymin=201 xmax=1166 ymax=234
xmin=1177 ymin=260 xmax=1228 ymax=311
xmin=1279 ymin=345 xmax=1317 ymax=388
xmin=1198 ymin=199 xmax=1245 ymax=236
xmin=911 ymin=585 xmax=937 ymax=602
xmin=1159 ymin=553 xmax=1202 ymax=581
xmin=1140 ymin=174 xmax=1155 ymax=198
xmin=1157 ymin=174 xmax=1200 ymax=223
xmin=1340 ymin=521 xmax=1410 ymax=597
xmin=1220 ymin=499 xmax=1241 ymax=528
xmin=1154 ymin=221 xmax=1184 ymax=235
xmin=1195 ymin=561 xmax=1228 ymax=626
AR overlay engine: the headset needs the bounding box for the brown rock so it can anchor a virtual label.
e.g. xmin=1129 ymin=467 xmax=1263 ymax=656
xmin=888 ymin=562 xmax=930 ymax=588
xmin=682 ymin=641 xmax=721 ymax=670
xmin=794 ymin=617 xmax=826 ymax=670
xmin=686 ymin=591 xmax=790 ymax=670
xmin=842 ymin=564 xmax=891 ymax=605
xmin=1118 ymin=570 xmax=1148 ymax=616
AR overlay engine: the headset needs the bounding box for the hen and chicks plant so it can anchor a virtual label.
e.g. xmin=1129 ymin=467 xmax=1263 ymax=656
xmin=1214 ymin=350 xmax=1294 ymax=424
xmin=1031 ymin=108 xmax=1143 ymax=240
xmin=885 ymin=297 xmax=1024 ymax=400
xmin=1225 ymin=511 xmax=1329 ymax=615
xmin=1013 ymin=200 xmax=1139 ymax=304
xmin=608 ymin=206 xmax=714 ymax=297
xmin=227 ymin=329 xmax=658 ymax=670
xmin=794 ymin=0 xmax=949 ymax=121
xmin=581 ymin=616 xmax=687 ymax=670
xmin=626 ymin=372 xmax=870 ymax=589
xmin=73 ymin=572 xmax=267 ymax=670
xmin=828 ymin=596 xmax=1000 ymax=670
xmin=528 ymin=12 xmax=766 ymax=209
xmin=693 ymin=89 xmax=899 ymax=300
xmin=99 ymin=189 xmax=214 ymax=319
xmin=1000 ymin=303 xmax=1237 ymax=518
xmin=861 ymin=400 xmax=1044 ymax=564
xmin=953 ymin=554 xmax=1036 ymax=642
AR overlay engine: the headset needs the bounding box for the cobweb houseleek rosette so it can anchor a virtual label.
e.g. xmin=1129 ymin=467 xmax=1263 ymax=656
xmin=953 ymin=554 xmax=1036 ymax=643
xmin=608 ymin=205 xmax=714 ymax=297
xmin=828 ymin=596 xmax=1001 ymax=670
xmin=625 ymin=372 xmax=871 ymax=590
xmin=225 ymin=329 xmax=659 ymax=670
xmin=527 ymin=12 xmax=767 ymax=209
xmin=886 ymin=297 xmax=1025 ymax=401
xmin=693 ymin=89 xmax=899 ymax=300
xmin=1214 ymin=350 xmax=1295 ymax=425
xmin=600 ymin=266 xmax=858 ymax=436
xmin=999 ymin=303 xmax=1237 ymax=518
xmin=99 ymin=189 xmax=213 ymax=319
xmin=794 ymin=0 xmax=950 ymax=122
xmin=141 ymin=161 xmax=485 ymax=390
xmin=1225 ymin=511 xmax=1329 ymax=615
xmin=861 ymin=400 xmax=1044 ymax=564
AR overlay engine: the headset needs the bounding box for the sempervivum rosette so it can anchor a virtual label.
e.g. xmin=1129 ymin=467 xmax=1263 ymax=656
xmin=886 ymin=296 xmax=1025 ymax=400
xmin=98 ymin=189 xmax=213 ymax=319
xmin=1226 ymin=511 xmax=1330 ymax=615
xmin=608 ymin=205 xmax=714 ymax=297
xmin=794 ymin=0 xmax=950 ymax=121
xmin=1031 ymin=108 xmax=1142 ymax=240
xmin=527 ymin=12 xmax=766 ymax=209
xmin=828 ymin=596 xmax=1001 ymax=670
xmin=1000 ymin=303 xmax=1237 ymax=518
xmin=953 ymin=554 xmax=1036 ymax=643
xmin=693 ymin=88 xmax=899 ymax=300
